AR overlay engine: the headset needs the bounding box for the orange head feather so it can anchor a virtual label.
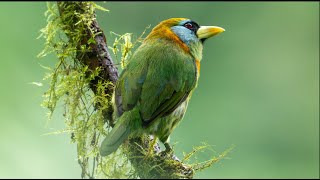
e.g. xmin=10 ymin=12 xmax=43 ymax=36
xmin=145 ymin=18 xmax=191 ymax=54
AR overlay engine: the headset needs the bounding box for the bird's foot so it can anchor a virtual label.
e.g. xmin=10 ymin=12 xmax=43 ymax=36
xmin=159 ymin=142 xmax=179 ymax=160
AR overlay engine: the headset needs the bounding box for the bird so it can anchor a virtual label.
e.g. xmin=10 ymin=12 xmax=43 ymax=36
xmin=100 ymin=18 xmax=225 ymax=156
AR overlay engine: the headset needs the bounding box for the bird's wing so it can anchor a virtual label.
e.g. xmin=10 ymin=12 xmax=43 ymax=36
xmin=115 ymin=42 xmax=197 ymax=126
xmin=141 ymin=89 xmax=190 ymax=125
xmin=138 ymin=43 xmax=197 ymax=125
xmin=114 ymin=50 xmax=148 ymax=117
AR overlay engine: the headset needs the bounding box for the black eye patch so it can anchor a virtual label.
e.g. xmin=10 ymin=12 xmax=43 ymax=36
xmin=183 ymin=21 xmax=200 ymax=33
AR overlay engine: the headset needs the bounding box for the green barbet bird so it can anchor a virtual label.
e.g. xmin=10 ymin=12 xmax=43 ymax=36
xmin=100 ymin=18 xmax=225 ymax=156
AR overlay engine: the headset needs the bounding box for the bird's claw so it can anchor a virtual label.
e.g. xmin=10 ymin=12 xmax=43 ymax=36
xmin=159 ymin=142 xmax=176 ymax=159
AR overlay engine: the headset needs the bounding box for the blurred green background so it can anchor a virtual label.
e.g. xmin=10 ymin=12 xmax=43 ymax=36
xmin=0 ymin=2 xmax=318 ymax=179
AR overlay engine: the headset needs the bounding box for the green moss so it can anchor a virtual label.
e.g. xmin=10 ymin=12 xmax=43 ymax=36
xmin=108 ymin=24 xmax=150 ymax=69
xmin=38 ymin=2 xmax=135 ymax=178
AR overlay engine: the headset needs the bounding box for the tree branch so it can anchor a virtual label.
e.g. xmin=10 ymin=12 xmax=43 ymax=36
xmin=57 ymin=2 xmax=194 ymax=178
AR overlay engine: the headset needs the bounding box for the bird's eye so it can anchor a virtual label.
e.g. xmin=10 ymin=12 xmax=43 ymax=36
xmin=184 ymin=23 xmax=194 ymax=30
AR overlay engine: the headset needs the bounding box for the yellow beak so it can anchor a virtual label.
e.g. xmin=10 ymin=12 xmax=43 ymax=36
xmin=197 ymin=26 xmax=225 ymax=40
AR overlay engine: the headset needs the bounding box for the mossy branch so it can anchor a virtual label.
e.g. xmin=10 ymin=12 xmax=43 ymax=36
xmin=39 ymin=2 xmax=230 ymax=178
xmin=57 ymin=1 xmax=118 ymax=125
xmin=56 ymin=2 xmax=194 ymax=178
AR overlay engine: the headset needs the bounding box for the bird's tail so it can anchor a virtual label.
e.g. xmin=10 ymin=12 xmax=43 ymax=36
xmin=99 ymin=107 xmax=140 ymax=156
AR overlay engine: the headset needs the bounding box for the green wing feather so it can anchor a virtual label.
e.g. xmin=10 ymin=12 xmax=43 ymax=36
xmin=116 ymin=40 xmax=196 ymax=124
